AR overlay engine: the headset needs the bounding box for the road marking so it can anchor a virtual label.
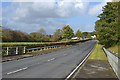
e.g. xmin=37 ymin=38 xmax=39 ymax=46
xmin=64 ymin=54 xmax=67 ymax=56
xmin=65 ymin=45 xmax=96 ymax=80
xmin=7 ymin=67 xmax=28 ymax=75
xmin=48 ymin=58 xmax=55 ymax=61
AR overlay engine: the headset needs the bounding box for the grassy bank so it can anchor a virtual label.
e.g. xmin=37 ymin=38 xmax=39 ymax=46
xmin=89 ymin=43 xmax=107 ymax=60
xmin=107 ymin=45 xmax=118 ymax=54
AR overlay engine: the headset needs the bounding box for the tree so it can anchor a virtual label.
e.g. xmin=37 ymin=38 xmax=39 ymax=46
xmin=112 ymin=0 xmax=120 ymax=2
xmin=0 ymin=26 xmax=1 ymax=42
xmin=87 ymin=33 xmax=91 ymax=38
xmin=38 ymin=28 xmax=46 ymax=35
xmin=52 ymin=29 xmax=63 ymax=41
xmin=2 ymin=27 xmax=31 ymax=42
xmin=2 ymin=27 xmax=13 ymax=42
xmin=95 ymin=2 xmax=119 ymax=47
xmin=76 ymin=29 xmax=83 ymax=39
xmin=44 ymin=35 xmax=50 ymax=42
xmin=82 ymin=32 xmax=91 ymax=38
xmin=62 ymin=25 xmax=74 ymax=39
xmin=2 ymin=26 xmax=51 ymax=42
xmin=91 ymin=31 xmax=96 ymax=36
xmin=30 ymin=32 xmax=44 ymax=42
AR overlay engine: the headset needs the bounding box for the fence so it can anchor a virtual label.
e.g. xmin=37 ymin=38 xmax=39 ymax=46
xmin=26 ymin=45 xmax=65 ymax=52
xmin=103 ymin=47 xmax=120 ymax=80
xmin=2 ymin=46 xmax=26 ymax=56
xmin=2 ymin=45 xmax=65 ymax=56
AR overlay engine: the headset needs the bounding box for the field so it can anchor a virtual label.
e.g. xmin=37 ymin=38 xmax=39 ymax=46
xmin=1 ymin=42 xmax=65 ymax=48
xmin=89 ymin=43 xmax=107 ymax=60
xmin=2 ymin=42 xmax=56 ymax=45
xmin=1 ymin=39 xmax=90 ymax=48
xmin=60 ymin=38 xmax=81 ymax=42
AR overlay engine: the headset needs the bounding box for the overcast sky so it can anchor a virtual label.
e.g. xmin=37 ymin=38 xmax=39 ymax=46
xmin=1 ymin=0 xmax=112 ymax=34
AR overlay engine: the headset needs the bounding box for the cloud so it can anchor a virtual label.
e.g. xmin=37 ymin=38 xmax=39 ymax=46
xmin=2 ymin=0 xmax=111 ymax=34
xmin=2 ymin=0 xmax=89 ymax=34
xmin=0 ymin=3 xmax=2 ymax=26
xmin=88 ymin=0 xmax=112 ymax=17
xmin=2 ymin=0 xmax=112 ymax=2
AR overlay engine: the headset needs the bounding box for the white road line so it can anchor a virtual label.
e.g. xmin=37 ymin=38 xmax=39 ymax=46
xmin=64 ymin=54 xmax=67 ymax=56
xmin=65 ymin=47 xmax=95 ymax=80
xmin=7 ymin=67 xmax=28 ymax=75
xmin=48 ymin=58 xmax=55 ymax=61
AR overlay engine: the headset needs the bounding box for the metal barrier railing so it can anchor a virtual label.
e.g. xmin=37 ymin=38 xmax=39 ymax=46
xmin=2 ymin=45 xmax=65 ymax=56
xmin=26 ymin=45 xmax=65 ymax=52
xmin=2 ymin=46 xmax=26 ymax=56
xmin=103 ymin=47 xmax=120 ymax=80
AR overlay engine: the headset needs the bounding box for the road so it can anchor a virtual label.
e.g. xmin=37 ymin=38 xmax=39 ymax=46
xmin=2 ymin=40 xmax=97 ymax=78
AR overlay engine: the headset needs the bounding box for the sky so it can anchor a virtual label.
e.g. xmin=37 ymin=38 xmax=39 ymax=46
xmin=1 ymin=0 xmax=112 ymax=35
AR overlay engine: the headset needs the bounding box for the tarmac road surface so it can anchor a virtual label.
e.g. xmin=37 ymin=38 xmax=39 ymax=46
xmin=2 ymin=40 xmax=97 ymax=78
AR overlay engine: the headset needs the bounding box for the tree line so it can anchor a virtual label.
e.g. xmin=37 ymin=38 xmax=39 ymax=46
xmin=95 ymin=2 xmax=120 ymax=47
xmin=1 ymin=25 xmax=92 ymax=42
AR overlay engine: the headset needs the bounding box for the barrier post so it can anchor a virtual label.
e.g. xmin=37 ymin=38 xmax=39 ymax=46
xmin=24 ymin=46 xmax=26 ymax=53
xmin=7 ymin=47 xmax=9 ymax=55
xmin=16 ymin=47 xmax=18 ymax=54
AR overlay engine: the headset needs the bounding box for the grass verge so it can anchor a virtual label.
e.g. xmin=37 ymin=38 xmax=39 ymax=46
xmin=88 ymin=43 xmax=107 ymax=60
xmin=107 ymin=45 xmax=118 ymax=54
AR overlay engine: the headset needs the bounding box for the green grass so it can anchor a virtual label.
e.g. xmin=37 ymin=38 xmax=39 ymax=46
xmin=60 ymin=38 xmax=80 ymax=42
xmin=107 ymin=45 xmax=118 ymax=54
xmin=60 ymin=39 xmax=69 ymax=42
xmin=1 ymin=42 xmax=54 ymax=44
xmin=89 ymin=43 xmax=107 ymax=60
xmin=1 ymin=42 xmax=62 ymax=48
xmin=1 ymin=39 xmax=90 ymax=49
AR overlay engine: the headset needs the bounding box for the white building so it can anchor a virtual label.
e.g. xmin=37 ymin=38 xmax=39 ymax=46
xmin=71 ymin=37 xmax=79 ymax=40
xmin=91 ymin=35 xmax=96 ymax=39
